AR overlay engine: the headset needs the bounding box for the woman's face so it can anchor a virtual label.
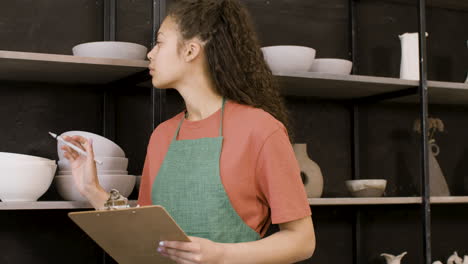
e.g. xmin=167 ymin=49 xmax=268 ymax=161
xmin=147 ymin=17 xmax=186 ymax=89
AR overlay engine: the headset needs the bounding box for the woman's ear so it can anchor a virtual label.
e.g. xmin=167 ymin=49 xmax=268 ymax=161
xmin=184 ymin=41 xmax=202 ymax=62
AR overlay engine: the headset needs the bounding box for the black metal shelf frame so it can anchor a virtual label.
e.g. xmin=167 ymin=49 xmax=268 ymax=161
xmin=348 ymin=0 xmax=431 ymax=263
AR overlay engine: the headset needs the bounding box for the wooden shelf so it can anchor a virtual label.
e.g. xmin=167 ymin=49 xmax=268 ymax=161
xmin=276 ymin=72 xmax=468 ymax=105
xmin=0 ymin=50 xmax=149 ymax=85
xmin=430 ymin=196 xmax=468 ymax=204
xmin=308 ymin=197 xmax=422 ymax=205
xmin=0 ymin=200 xmax=138 ymax=210
xmin=308 ymin=196 xmax=468 ymax=206
xmin=385 ymin=0 xmax=468 ymax=11
xmin=1 ymin=197 xmax=467 ymax=210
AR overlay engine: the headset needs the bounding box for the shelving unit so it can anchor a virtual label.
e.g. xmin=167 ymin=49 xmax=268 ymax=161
xmin=0 ymin=0 xmax=466 ymax=264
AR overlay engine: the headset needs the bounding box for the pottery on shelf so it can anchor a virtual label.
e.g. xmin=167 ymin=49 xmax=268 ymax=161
xmin=381 ymin=252 xmax=407 ymax=264
xmin=399 ymin=32 xmax=428 ymax=80
xmin=292 ymin=143 xmax=324 ymax=198
xmin=429 ymin=142 xmax=450 ymax=196
xmin=448 ymin=252 xmax=464 ymax=264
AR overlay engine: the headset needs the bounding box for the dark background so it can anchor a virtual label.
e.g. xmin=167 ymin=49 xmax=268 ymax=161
xmin=0 ymin=0 xmax=467 ymax=263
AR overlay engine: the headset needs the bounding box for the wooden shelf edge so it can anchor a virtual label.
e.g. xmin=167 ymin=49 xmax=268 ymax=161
xmin=308 ymin=196 xmax=468 ymax=205
xmin=308 ymin=197 xmax=422 ymax=205
xmin=274 ymin=71 xmax=417 ymax=86
xmin=0 ymin=50 xmax=149 ymax=68
xmin=430 ymin=196 xmax=468 ymax=204
xmin=0 ymin=200 xmax=138 ymax=210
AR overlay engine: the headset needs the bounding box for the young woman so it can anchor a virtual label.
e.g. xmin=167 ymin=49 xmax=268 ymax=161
xmin=62 ymin=0 xmax=315 ymax=263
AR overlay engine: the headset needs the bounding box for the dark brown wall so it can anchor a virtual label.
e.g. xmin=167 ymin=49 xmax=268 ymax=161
xmin=0 ymin=0 xmax=467 ymax=263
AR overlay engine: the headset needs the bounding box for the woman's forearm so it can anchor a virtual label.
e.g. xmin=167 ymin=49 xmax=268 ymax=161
xmin=222 ymin=224 xmax=315 ymax=264
xmin=84 ymin=184 xmax=109 ymax=210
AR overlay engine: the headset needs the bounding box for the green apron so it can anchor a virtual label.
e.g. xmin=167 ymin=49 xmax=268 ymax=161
xmin=152 ymin=98 xmax=260 ymax=243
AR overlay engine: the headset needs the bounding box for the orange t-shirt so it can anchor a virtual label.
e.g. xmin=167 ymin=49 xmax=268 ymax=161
xmin=138 ymin=100 xmax=311 ymax=237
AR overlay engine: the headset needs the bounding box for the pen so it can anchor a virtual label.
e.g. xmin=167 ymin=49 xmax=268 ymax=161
xmin=49 ymin=132 xmax=103 ymax=165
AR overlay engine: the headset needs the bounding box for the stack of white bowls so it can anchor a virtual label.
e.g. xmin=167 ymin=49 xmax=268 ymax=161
xmin=261 ymin=45 xmax=353 ymax=75
xmin=55 ymin=131 xmax=136 ymax=201
xmin=0 ymin=152 xmax=57 ymax=202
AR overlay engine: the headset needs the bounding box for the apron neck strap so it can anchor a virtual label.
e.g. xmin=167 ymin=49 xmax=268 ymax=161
xmin=174 ymin=97 xmax=226 ymax=140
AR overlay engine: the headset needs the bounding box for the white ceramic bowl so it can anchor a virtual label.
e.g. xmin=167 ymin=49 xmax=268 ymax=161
xmin=0 ymin=152 xmax=56 ymax=165
xmin=55 ymin=175 xmax=136 ymax=201
xmin=309 ymin=58 xmax=353 ymax=75
xmin=57 ymin=170 xmax=128 ymax=176
xmin=58 ymin=157 xmax=128 ymax=171
xmin=261 ymin=45 xmax=316 ymax=73
xmin=345 ymin=179 xmax=387 ymax=197
xmin=0 ymin=164 xmax=57 ymax=201
xmin=72 ymin=41 xmax=148 ymax=60
xmin=57 ymin=131 xmax=125 ymax=160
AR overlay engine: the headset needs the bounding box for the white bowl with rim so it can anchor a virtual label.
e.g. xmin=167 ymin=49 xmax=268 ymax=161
xmin=261 ymin=45 xmax=316 ymax=73
xmin=57 ymin=131 xmax=125 ymax=160
xmin=0 ymin=164 xmax=57 ymax=201
xmin=0 ymin=152 xmax=56 ymax=165
xmin=345 ymin=179 xmax=387 ymax=197
xmin=57 ymin=157 xmax=128 ymax=171
xmin=72 ymin=41 xmax=148 ymax=60
xmin=55 ymin=175 xmax=136 ymax=201
xmin=309 ymin=58 xmax=353 ymax=75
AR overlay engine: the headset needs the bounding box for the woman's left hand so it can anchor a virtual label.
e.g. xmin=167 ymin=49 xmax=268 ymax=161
xmin=157 ymin=236 xmax=225 ymax=264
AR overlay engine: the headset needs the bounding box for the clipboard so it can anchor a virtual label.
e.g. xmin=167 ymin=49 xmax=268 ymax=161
xmin=68 ymin=205 xmax=190 ymax=264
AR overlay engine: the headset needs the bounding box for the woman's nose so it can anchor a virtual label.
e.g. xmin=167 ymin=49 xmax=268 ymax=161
xmin=147 ymin=48 xmax=154 ymax=60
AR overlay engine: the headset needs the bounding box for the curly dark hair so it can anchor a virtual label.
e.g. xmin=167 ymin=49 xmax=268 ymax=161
xmin=167 ymin=0 xmax=293 ymax=141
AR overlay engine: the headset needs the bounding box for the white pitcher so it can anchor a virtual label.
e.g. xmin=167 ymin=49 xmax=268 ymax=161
xmin=399 ymin=32 xmax=429 ymax=80
xmin=381 ymin=252 xmax=407 ymax=264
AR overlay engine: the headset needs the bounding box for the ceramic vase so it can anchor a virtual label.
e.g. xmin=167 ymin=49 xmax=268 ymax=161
xmin=292 ymin=143 xmax=324 ymax=198
xmin=429 ymin=142 xmax=450 ymax=196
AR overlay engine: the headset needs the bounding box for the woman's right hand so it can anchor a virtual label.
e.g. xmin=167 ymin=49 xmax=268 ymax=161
xmin=61 ymin=135 xmax=109 ymax=208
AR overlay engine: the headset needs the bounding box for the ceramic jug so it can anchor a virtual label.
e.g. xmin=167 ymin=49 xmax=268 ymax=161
xmin=292 ymin=143 xmax=324 ymax=198
xmin=448 ymin=252 xmax=463 ymax=264
xmin=399 ymin=32 xmax=428 ymax=80
xmin=381 ymin=252 xmax=407 ymax=264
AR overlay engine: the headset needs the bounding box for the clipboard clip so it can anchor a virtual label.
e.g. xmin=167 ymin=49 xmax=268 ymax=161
xmin=102 ymin=189 xmax=130 ymax=210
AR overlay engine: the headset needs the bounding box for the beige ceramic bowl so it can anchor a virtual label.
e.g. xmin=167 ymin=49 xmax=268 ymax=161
xmin=57 ymin=131 xmax=125 ymax=160
xmin=58 ymin=157 xmax=128 ymax=171
xmin=55 ymin=175 xmax=136 ymax=201
xmin=309 ymin=58 xmax=353 ymax=74
xmin=72 ymin=41 xmax=148 ymax=60
xmin=261 ymin=45 xmax=316 ymax=73
xmin=345 ymin=179 xmax=387 ymax=197
xmin=0 ymin=164 xmax=57 ymax=201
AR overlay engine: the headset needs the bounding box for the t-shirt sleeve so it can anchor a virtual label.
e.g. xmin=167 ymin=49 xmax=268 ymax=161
xmin=255 ymin=127 xmax=311 ymax=224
